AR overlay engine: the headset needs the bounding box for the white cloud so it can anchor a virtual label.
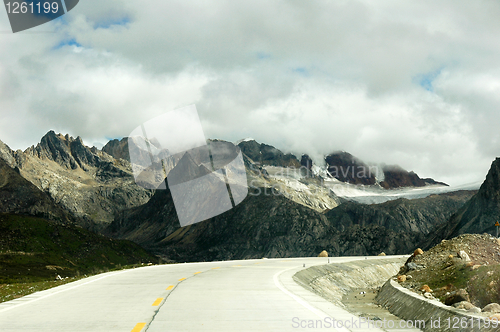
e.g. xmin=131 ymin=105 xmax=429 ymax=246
xmin=0 ymin=0 xmax=500 ymax=185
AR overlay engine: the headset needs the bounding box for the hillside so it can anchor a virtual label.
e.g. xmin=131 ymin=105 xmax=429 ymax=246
xmin=325 ymin=190 xmax=476 ymax=235
xmin=423 ymin=158 xmax=500 ymax=249
xmin=0 ymin=143 xmax=158 ymax=300
xmin=0 ymin=158 xmax=76 ymax=224
xmin=0 ymin=132 xmax=152 ymax=230
xmin=0 ymin=213 xmax=156 ymax=284
xmin=397 ymin=234 xmax=500 ymax=312
xmin=105 ymin=182 xmax=473 ymax=262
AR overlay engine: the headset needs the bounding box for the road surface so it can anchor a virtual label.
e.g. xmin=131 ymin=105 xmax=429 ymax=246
xmin=0 ymin=256 xmax=416 ymax=331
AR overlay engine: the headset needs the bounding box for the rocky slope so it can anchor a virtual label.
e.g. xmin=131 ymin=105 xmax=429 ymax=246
xmin=238 ymin=140 xmax=447 ymax=189
xmin=325 ymin=151 xmax=377 ymax=185
xmin=0 ymin=132 xmax=152 ymax=231
xmin=423 ymin=158 xmax=500 ymax=249
xmin=102 ymin=137 xmax=130 ymax=161
xmin=0 ymin=138 xmax=158 ymax=288
xmin=237 ymin=140 xmax=301 ymax=168
xmin=0 ymin=213 xmax=157 ymax=285
xmin=325 ymin=190 xmax=476 ymax=235
xmin=0 ymin=158 xmax=76 ymax=224
xmin=106 ymin=184 xmax=427 ymax=262
xmin=396 ymin=234 xmax=500 ymax=312
xmin=105 ymin=180 xmax=473 ymax=262
xmin=379 ymin=164 xmax=448 ymax=189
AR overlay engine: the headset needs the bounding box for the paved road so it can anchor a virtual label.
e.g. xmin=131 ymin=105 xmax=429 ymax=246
xmin=0 ymin=256 xmax=414 ymax=331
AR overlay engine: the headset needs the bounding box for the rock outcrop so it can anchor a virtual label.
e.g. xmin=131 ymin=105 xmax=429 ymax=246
xmin=0 ymin=158 xmax=76 ymax=224
xmin=102 ymin=137 xmax=130 ymax=161
xmin=4 ymin=131 xmax=152 ymax=230
xmin=324 ymin=190 xmax=475 ymax=235
xmin=380 ymin=165 xmax=428 ymax=188
xmin=423 ymin=157 xmax=500 ymax=248
xmin=0 ymin=139 xmax=16 ymax=168
xmin=237 ymin=140 xmax=301 ymax=168
xmin=325 ymin=151 xmax=377 ymax=185
xmin=105 ymin=181 xmax=472 ymax=262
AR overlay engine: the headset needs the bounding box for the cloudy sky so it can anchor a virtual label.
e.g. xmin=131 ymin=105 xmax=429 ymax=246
xmin=1 ymin=0 xmax=500 ymax=186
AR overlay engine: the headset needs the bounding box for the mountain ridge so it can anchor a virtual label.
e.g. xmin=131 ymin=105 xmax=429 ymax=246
xmin=422 ymin=157 xmax=500 ymax=249
xmin=0 ymin=132 xmax=152 ymax=230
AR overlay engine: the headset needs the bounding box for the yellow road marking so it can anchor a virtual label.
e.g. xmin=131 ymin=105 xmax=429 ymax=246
xmin=166 ymin=285 xmax=174 ymax=290
xmin=131 ymin=323 xmax=146 ymax=332
xmin=152 ymin=298 xmax=164 ymax=306
xmin=211 ymin=267 xmax=220 ymax=269
xmin=232 ymin=265 xmax=242 ymax=267
xmin=194 ymin=271 xmax=202 ymax=274
xmin=178 ymin=278 xmax=186 ymax=281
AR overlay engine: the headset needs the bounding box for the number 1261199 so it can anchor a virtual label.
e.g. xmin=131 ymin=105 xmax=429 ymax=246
xmin=5 ymin=2 xmax=59 ymax=14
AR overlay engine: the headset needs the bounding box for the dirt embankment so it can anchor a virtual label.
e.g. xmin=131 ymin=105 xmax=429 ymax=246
xmin=395 ymin=234 xmax=500 ymax=316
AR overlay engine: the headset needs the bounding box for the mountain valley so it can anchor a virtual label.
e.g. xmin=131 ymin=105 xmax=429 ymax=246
xmin=0 ymin=132 xmax=493 ymax=265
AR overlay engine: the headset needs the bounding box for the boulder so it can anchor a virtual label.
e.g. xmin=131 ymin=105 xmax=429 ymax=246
xmin=378 ymin=252 xmax=386 ymax=256
xmin=414 ymin=248 xmax=424 ymax=256
xmin=457 ymin=250 xmax=471 ymax=262
xmin=452 ymin=301 xmax=476 ymax=310
xmin=468 ymin=307 xmax=481 ymax=314
xmin=397 ymin=275 xmax=407 ymax=282
xmin=420 ymin=285 xmax=432 ymax=293
xmin=482 ymin=303 xmax=500 ymax=313
xmin=488 ymin=313 xmax=500 ymax=321
xmin=318 ymin=250 xmax=328 ymax=257
xmin=423 ymin=292 xmax=434 ymax=299
xmin=445 ymin=289 xmax=470 ymax=305
xmin=406 ymin=262 xmax=424 ymax=271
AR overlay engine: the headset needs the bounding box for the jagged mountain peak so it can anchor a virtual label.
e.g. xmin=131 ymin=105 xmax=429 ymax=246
xmin=0 ymin=139 xmax=16 ymax=168
xmin=102 ymin=137 xmax=129 ymax=161
xmin=0 ymin=158 xmax=77 ymax=224
xmin=26 ymin=130 xmax=100 ymax=170
xmin=478 ymin=157 xmax=500 ymax=198
xmin=237 ymin=139 xmax=301 ymax=168
xmin=167 ymin=149 xmax=212 ymax=186
xmin=325 ymin=151 xmax=377 ymax=185
xmin=422 ymin=157 xmax=500 ymax=249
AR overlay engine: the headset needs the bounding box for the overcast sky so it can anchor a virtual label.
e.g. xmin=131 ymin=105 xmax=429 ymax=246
xmin=1 ymin=0 xmax=500 ymax=186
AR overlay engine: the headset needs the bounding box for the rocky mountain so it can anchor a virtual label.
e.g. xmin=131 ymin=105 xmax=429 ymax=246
xmin=0 ymin=138 xmax=158 ymax=285
xmin=380 ymin=164 xmax=448 ymax=189
xmin=325 ymin=151 xmax=377 ymax=185
xmin=237 ymin=140 xmax=301 ymax=168
xmin=325 ymin=190 xmax=476 ymax=235
xmin=106 ymin=184 xmax=427 ymax=262
xmin=0 ymin=132 xmax=152 ymax=231
xmin=423 ymin=158 xmax=500 ymax=249
xmin=105 ymin=171 xmax=473 ymax=262
xmin=0 ymin=158 xmax=76 ymax=224
xmin=102 ymin=137 xmax=130 ymax=161
xmin=237 ymin=140 xmax=447 ymax=189
xmin=0 ymin=132 xmax=452 ymax=237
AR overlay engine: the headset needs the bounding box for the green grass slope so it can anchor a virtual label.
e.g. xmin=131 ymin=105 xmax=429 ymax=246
xmin=0 ymin=213 xmax=157 ymax=284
